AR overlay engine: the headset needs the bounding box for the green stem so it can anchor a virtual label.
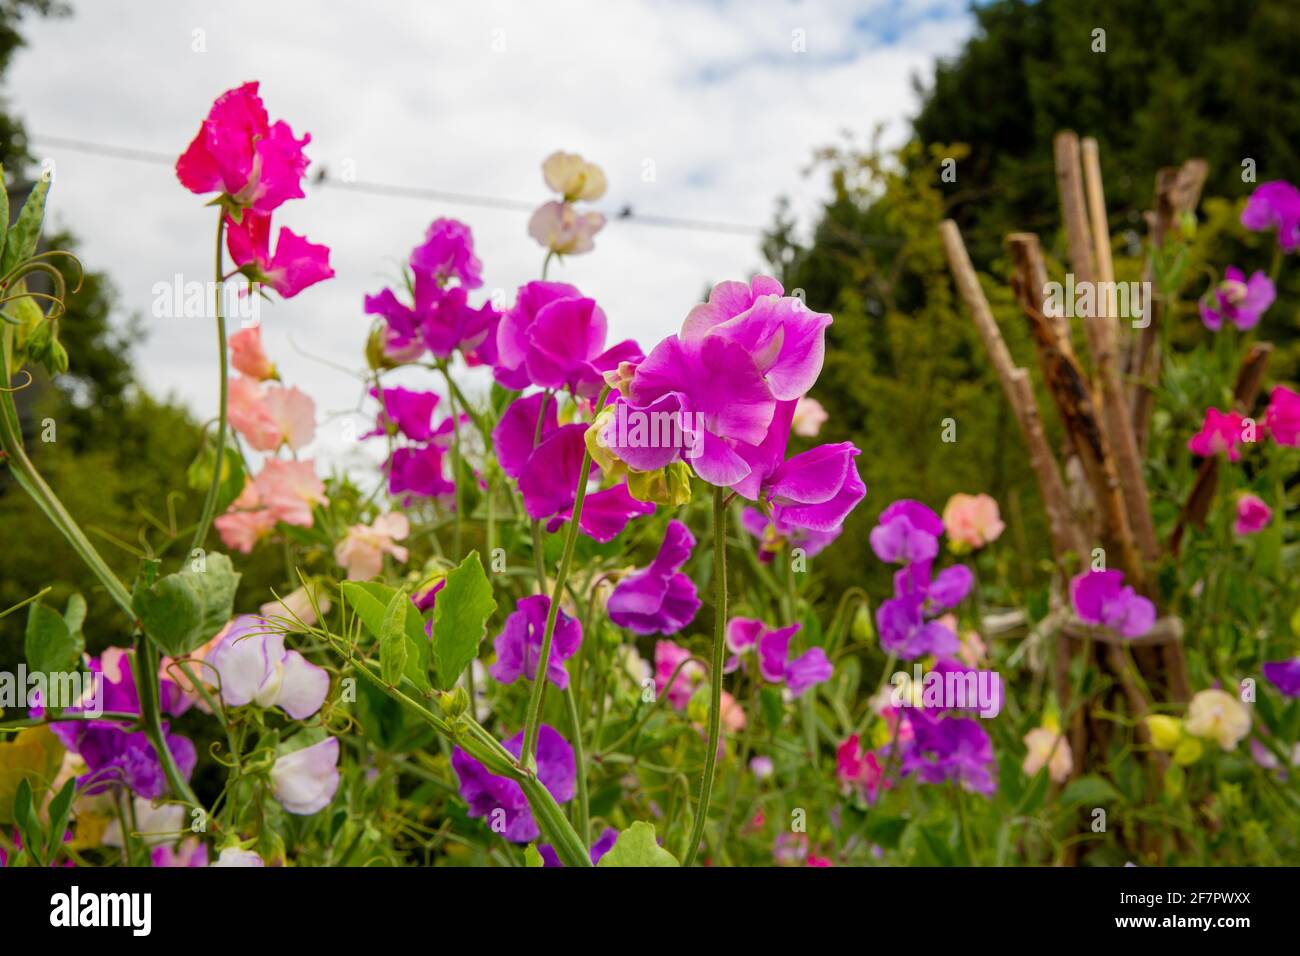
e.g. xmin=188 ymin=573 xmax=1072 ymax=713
xmin=563 ymin=684 xmax=590 ymax=844
xmin=133 ymin=632 xmax=201 ymax=808
xmin=190 ymin=210 xmax=229 ymax=552
xmin=437 ymin=360 xmax=464 ymax=560
xmin=683 ymin=484 xmax=728 ymax=867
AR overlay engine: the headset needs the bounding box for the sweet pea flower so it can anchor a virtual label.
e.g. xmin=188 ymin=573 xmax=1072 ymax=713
xmin=214 ymin=508 xmax=278 ymax=553
xmin=495 ymin=282 xmax=641 ymax=395
xmin=451 ymin=725 xmax=575 ymax=843
xmin=1022 ymin=727 xmax=1072 ymax=783
xmin=1262 ymin=659 xmax=1300 ymax=697
xmin=256 ymin=458 xmax=327 ymax=526
xmin=1188 ymin=407 xmax=1248 ymax=461
xmin=103 ymin=798 xmax=185 ymax=848
xmin=1235 ymin=493 xmax=1272 ymax=535
xmin=225 ymin=210 xmax=333 ymax=299
xmin=607 ymin=520 xmax=701 ymax=635
xmin=226 ymin=376 xmax=315 ymax=452
xmin=334 ymin=512 xmax=410 ymax=580
xmin=176 ymin=81 xmax=309 ymax=214
xmin=364 ymin=386 xmax=440 ymax=442
xmin=894 ymin=560 xmax=975 ymax=612
xmin=870 ymin=499 xmax=944 ymax=564
xmin=529 ymin=201 xmax=606 ymax=256
xmin=210 ymin=847 xmax=265 ymax=867
xmin=1241 ymin=180 xmax=1300 ymax=252
xmin=941 ymin=493 xmax=1005 ymax=552
xmin=1070 ymin=569 xmax=1155 ymax=638
xmin=207 ymin=615 xmax=330 ymax=719
xmin=875 ymin=592 xmax=960 ymax=660
xmin=387 ymin=443 xmax=454 ymax=500
xmin=489 ymin=595 xmax=583 ymax=690
xmin=1263 ymin=385 xmax=1300 ymax=446
xmin=228 ymin=325 xmax=275 ymax=380
xmin=1199 ymin=267 xmax=1276 ymax=331
xmin=151 ymin=837 xmax=209 ymax=868
xmin=1184 ymin=688 xmax=1251 ymax=750
xmin=898 ymin=709 xmax=996 ymax=796
xmin=791 ymin=396 xmax=828 ymax=436
xmin=538 ymin=826 xmax=619 ymax=868
xmin=272 ymin=736 xmax=340 ymax=815
xmin=541 ymin=150 xmax=607 ymax=202
xmin=410 ymin=217 xmax=483 ymax=290
xmin=732 ymin=620 xmax=832 ymax=696
xmin=655 ymin=639 xmax=705 ymax=709
xmin=741 ymin=507 xmax=841 ymax=563
xmin=836 ymin=735 xmax=886 ymax=805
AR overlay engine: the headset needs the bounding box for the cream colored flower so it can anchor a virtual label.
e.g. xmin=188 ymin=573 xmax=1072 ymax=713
xmin=1185 ymin=688 xmax=1251 ymax=750
xmin=542 ymin=150 xmax=607 ymax=202
xmin=1022 ymin=726 xmax=1073 ymax=783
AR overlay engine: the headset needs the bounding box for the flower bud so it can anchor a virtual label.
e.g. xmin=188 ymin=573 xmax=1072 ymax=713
xmin=438 ymin=686 xmax=470 ymax=719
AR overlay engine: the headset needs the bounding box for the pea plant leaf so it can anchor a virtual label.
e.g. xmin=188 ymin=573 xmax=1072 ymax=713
xmin=596 ymin=821 xmax=679 ymax=867
xmin=132 ymin=552 xmax=240 ymax=657
xmin=340 ymin=581 xmax=432 ymax=694
xmin=24 ymin=600 xmax=82 ymax=676
xmin=431 ymin=551 xmax=496 ymax=690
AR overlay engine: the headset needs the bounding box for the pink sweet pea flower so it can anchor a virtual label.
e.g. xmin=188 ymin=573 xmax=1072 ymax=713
xmin=226 ymin=210 xmax=333 ymax=299
xmin=941 ymin=493 xmax=1006 ymax=552
xmin=226 ymin=376 xmax=315 ymax=451
xmin=214 ymin=507 xmax=278 ymax=553
xmin=1199 ymin=266 xmax=1276 ymax=331
xmin=151 ymin=837 xmax=209 ymax=868
xmin=836 ymin=734 xmax=887 ymax=805
xmin=228 ymin=325 xmax=276 ymax=380
xmin=1241 ymin=180 xmax=1300 ymax=252
xmin=528 ymin=201 xmax=606 ymax=255
xmin=334 ymin=512 xmax=410 ymax=580
xmin=1263 ymin=385 xmax=1300 ymax=446
xmin=206 ymin=616 xmax=330 ymax=719
xmin=271 ymin=736 xmax=340 ymax=815
xmin=791 ymin=396 xmax=828 ymax=436
xmin=655 ymin=639 xmax=705 ymax=709
xmin=256 ymin=458 xmax=328 ymax=526
xmin=1235 ymin=493 xmax=1272 ymax=535
xmin=1070 ymin=569 xmax=1155 ymax=638
xmin=1188 ymin=407 xmax=1247 ymax=461
xmin=175 ymin=81 xmax=309 ymax=214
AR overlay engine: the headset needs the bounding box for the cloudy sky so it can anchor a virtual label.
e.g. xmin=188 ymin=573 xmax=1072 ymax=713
xmin=10 ymin=0 xmax=974 ymax=475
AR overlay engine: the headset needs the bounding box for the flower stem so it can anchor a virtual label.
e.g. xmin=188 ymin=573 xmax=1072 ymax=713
xmin=190 ymin=210 xmax=229 ymax=552
xmin=683 ymin=484 xmax=728 ymax=866
xmin=134 ymin=632 xmax=201 ymax=809
xmin=437 ymin=360 xmax=464 ymax=560
xmin=563 ymin=683 xmax=590 ymax=844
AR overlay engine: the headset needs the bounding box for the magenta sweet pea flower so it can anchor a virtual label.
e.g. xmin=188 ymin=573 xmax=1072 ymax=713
xmin=1070 ymin=569 xmax=1155 ymax=638
xmin=655 ymin=639 xmax=705 ymax=709
xmin=1235 ymin=493 xmax=1272 ymax=535
xmin=741 ymin=507 xmax=841 ymax=563
xmin=898 ymin=709 xmax=996 ymax=796
xmin=151 ymin=838 xmax=209 ymax=868
xmin=1241 ymin=180 xmax=1300 ymax=252
xmin=387 ymin=443 xmax=454 ymax=500
xmin=1263 ymin=386 xmax=1300 ymax=446
xmin=894 ymin=560 xmax=974 ymax=612
xmin=731 ymin=620 xmax=833 ymax=696
xmin=495 ymin=281 xmax=641 ymax=396
xmin=493 ymin=391 xmax=559 ymax=478
xmin=176 ymin=81 xmax=309 ymax=214
xmin=1262 ymin=659 xmax=1300 ymax=697
xmin=607 ymin=520 xmax=701 ymax=635
xmin=876 ymin=593 xmax=960 ymax=660
xmin=870 ymin=499 xmax=944 ymax=565
xmin=1188 ymin=407 xmax=1247 ymax=461
xmin=563 ymin=483 xmax=655 ymax=543
xmin=364 ymin=385 xmax=440 ymax=443
xmin=836 ymin=734 xmax=886 ymax=805
xmin=226 ymin=210 xmax=333 ymax=299
xmin=411 ymin=217 xmax=483 ymax=290
xmin=451 ymin=725 xmax=575 ymax=843
xmin=488 ymin=595 xmax=582 ymax=690
xmin=1200 ymin=267 xmax=1276 ymax=330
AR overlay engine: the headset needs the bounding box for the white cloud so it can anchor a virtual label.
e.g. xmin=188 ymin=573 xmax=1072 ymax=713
xmin=10 ymin=0 xmax=972 ymax=476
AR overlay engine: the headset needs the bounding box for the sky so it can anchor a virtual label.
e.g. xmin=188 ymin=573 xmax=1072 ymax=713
xmin=9 ymin=0 xmax=975 ymax=477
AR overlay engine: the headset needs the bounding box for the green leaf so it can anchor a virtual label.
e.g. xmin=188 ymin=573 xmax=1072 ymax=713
xmin=24 ymin=601 xmax=82 ymax=675
xmin=1 ymin=175 xmax=50 ymax=278
xmin=45 ymin=777 xmax=76 ymax=864
xmin=379 ymin=589 xmax=410 ymax=686
xmin=431 ymin=552 xmax=497 ymax=690
xmin=0 ymin=164 xmax=10 ymax=266
xmin=63 ymin=594 xmax=87 ymax=638
xmin=1060 ymin=774 xmax=1121 ymax=808
xmin=524 ymin=845 xmax=544 ymax=867
xmin=132 ymin=552 xmax=240 ymax=657
xmin=596 ymin=821 xmax=679 ymax=867
xmin=340 ymin=581 xmax=432 ymax=693
xmin=13 ymin=778 xmax=44 ymax=863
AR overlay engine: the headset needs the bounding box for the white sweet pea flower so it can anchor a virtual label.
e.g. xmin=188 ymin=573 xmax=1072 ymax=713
xmin=208 ymin=616 xmax=329 ymax=719
xmin=211 ymin=846 xmax=265 ymax=867
xmin=272 ymin=736 xmax=340 ymax=815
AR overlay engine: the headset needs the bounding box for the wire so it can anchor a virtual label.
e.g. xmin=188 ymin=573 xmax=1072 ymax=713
xmin=30 ymin=133 xmax=766 ymax=237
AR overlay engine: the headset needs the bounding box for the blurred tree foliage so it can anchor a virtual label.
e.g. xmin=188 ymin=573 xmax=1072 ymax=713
xmin=765 ymin=0 xmax=1300 ymax=604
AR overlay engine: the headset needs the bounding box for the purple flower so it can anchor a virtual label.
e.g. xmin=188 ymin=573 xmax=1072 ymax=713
xmin=1199 ymin=267 xmax=1276 ymax=330
xmin=566 ymin=483 xmax=655 ymax=543
xmin=876 ymin=593 xmax=960 ymax=660
xmin=538 ymin=826 xmax=619 ymax=867
xmin=451 ymin=725 xmax=576 ymax=843
xmin=493 ymin=391 xmax=558 ymax=478
xmin=365 ymin=385 xmax=441 ymax=442
xmin=869 ymin=500 xmax=944 ymax=564
xmin=894 ymin=560 xmax=974 ymax=612
xmin=729 ymin=619 xmax=832 ymax=696
xmin=489 ymin=595 xmax=582 ymax=689
xmin=1263 ymin=659 xmax=1300 ymax=698
xmin=741 ymin=507 xmax=841 ymax=563
xmin=495 ymin=281 xmax=641 ymax=396
xmin=387 ymin=444 xmax=454 ymax=499
xmin=410 ymin=217 xmax=483 ymax=290
xmin=607 ymin=520 xmax=702 ymax=635
xmin=43 ymin=647 xmax=196 ymax=800
xmin=151 ymin=838 xmax=209 ymax=868
xmin=1070 ymin=569 xmax=1155 ymax=638
xmin=898 ymin=709 xmax=996 ymax=796
xmin=1241 ymin=180 xmax=1300 ymax=252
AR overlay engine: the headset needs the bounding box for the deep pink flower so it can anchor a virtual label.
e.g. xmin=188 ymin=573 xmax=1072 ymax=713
xmin=607 ymin=520 xmax=701 ymax=635
xmin=365 ymin=385 xmax=440 ymax=443
xmin=489 ymin=595 xmax=583 ymax=690
xmin=451 ymin=725 xmax=575 ymax=843
xmin=411 ymin=217 xmax=483 ymax=290
xmin=741 ymin=506 xmax=841 ymax=563
xmin=176 ymin=81 xmax=309 ymax=213
xmin=1241 ymin=180 xmax=1300 ymax=252
xmin=1200 ymin=266 xmax=1275 ymax=331
xmin=1070 ymin=569 xmax=1155 ymax=638
xmin=1188 ymin=407 xmax=1247 ymax=461
xmin=226 ymin=210 xmax=333 ymax=299
xmin=387 ymin=444 xmax=454 ymax=499
xmin=655 ymin=639 xmax=704 ymax=709
xmin=836 ymin=734 xmax=886 ymax=805
xmin=1235 ymin=493 xmax=1272 ymax=535
xmin=1263 ymin=386 xmax=1300 ymax=446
